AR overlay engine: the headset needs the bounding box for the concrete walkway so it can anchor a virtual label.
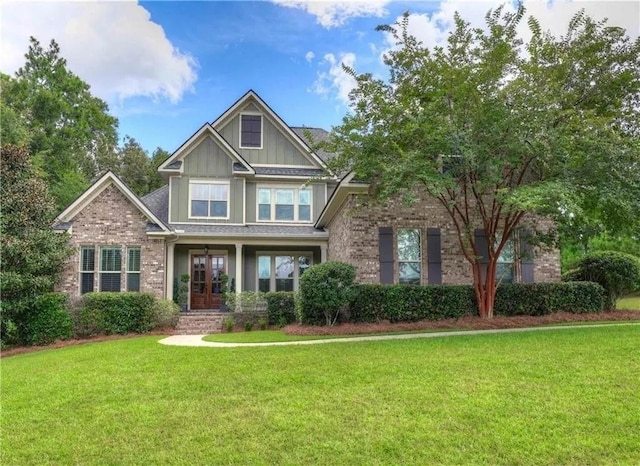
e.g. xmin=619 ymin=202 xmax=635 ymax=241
xmin=158 ymin=322 xmax=639 ymax=348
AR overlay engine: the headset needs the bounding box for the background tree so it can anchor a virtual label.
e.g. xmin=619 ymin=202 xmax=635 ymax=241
xmin=117 ymin=136 xmax=151 ymax=196
xmin=323 ymin=6 xmax=640 ymax=318
xmin=2 ymin=37 xmax=119 ymax=209
xmin=0 ymin=145 xmax=73 ymax=346
xmin=148 ymin=147 xmax=170 ymax=192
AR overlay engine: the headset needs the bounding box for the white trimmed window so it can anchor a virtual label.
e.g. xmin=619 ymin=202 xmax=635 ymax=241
xmin=257 ymin=254 xmax=312 ymax=292
xmin=100 ymin=247 xmax=122 ymax=292
xmin=190 ymin=181 xmax=229 ymax=219
xmin=397 ymin=229 xmax=421 ymax=285
xmin=496 ymin=235 xmax=515 ymax=284
xmin=257 ymin=187 xmax=312 ymax=222
xmin=80 ymin=246 xmax=95 ymax=295
xmin=240 ymin=114 xmax=262 ymax=148
xmin=127 ymin=247 xmax=141 ymax=291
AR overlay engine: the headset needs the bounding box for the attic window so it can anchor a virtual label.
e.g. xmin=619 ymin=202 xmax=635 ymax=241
xmin=240 ymin=114 xmax=262 ymax=148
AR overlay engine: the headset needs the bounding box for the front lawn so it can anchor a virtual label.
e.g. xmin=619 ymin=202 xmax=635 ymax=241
xmin=618 ymin=295 xmax=640 ymax=310
xmin=3 ymin=326 xmax=639 ymax=465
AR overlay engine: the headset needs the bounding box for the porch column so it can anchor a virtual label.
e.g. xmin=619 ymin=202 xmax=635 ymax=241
xmin=235 ymin=243 xmax=243 ymax=294
xmin=166 ymin=242 xmax=175 ymax=301
xmin=320 ymin=243 xmax=328 ymax=263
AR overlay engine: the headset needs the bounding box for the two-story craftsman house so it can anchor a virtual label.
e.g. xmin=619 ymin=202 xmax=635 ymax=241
xmin=54 ymin=90 xmax=560 ymax=310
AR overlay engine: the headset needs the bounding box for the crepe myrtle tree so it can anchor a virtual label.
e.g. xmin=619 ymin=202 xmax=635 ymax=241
xmin=321 ymin=5 xmax=640 ymax=318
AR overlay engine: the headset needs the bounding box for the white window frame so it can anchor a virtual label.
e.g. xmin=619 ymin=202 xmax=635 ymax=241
xmin=188 ymin=180 xmax=230 ymax=220
xmin=99 ymin=246 xmax=122 ymax=292
xmin=397 ymin=229 xmax=422 ymax=285
xmin=256 ymin=185 xmax=313 ymax=223
xmin=127 ymin=246 xmax=141 ymax=292
xmin=256 ymin=252 xmax=313 ymax=292
xmin=496 ymin=233 xmax=516 ymax=284
xmin=239 ymin=112 xmax=263 ymax=149
xmin=79 ymin=245 xmax=95 ymax=295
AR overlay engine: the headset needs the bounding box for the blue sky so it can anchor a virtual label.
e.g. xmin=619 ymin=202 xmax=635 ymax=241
xmin=2 ymin=1 xmax=638 ymax=155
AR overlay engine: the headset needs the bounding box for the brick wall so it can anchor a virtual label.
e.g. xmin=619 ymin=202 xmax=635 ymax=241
xmin=57 ymin=184 xmax=165 ymax=298
xmin=326 ymin=192 xmax=561 ymax=285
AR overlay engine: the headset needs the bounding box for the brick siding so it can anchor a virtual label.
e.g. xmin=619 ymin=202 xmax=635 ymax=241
xmin=56 ymin=184 xmax=165 ymax=298
xmin=326 ymin=192 xmax=561 ymax=285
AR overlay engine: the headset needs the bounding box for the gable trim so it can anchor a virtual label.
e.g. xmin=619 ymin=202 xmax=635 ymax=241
xmin=315 ymin=172 xmax=369 ymax=229
xmin=212 ymin=90 xmax=328 ymax=169
xmin=55 ymin=171 xmax=171 ymax=233
xmin=158 ymin=123 xmax=255 ymax=174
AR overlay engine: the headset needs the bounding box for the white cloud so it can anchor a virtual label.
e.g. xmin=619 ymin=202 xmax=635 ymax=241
xmin=311 ymin=52 xmax=358 ymax=105
xmin=0 ymin=0 xmax=198 ymax=105
xmin=274 ymin=0 xmax=390 ymax=28
xmin=305 ymin=51 xmax=315 ymax=62
xmin=381 ymin=0 xmax=639 ymax=54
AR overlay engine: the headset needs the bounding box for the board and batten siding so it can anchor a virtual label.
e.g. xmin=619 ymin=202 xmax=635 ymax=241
xmin=169 ymin=136 xmax=244 ymax=224
xmin=217 ymin=112 xmax=313 ymax=166
xmin=245 ymin=182 xmax=327 ymax=223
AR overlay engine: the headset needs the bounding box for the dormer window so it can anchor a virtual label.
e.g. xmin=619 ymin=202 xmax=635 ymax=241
xmin=240 ymin=114 xmax=262 ymax=149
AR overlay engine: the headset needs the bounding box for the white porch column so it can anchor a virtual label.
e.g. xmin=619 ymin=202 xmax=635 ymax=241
xmin=165 ymin=242 xmax=175 ymax=301
xmin=235 ymin=243 xmax=243 ymax=294
xmin=320 ymin=243 xmax=328 ymax=263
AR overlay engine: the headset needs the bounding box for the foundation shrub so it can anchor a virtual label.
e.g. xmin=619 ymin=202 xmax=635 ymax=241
xmin=25 ymin=292 xmax=73 ymax=345
xmin=151 ymin=299 xmax=180 ymax=330
xmin=81 ymin=292 xmax=156 ymax=334
xmin=264 ymin=292 xmax=297 ymax=326
xmin=298 ymin=261 xmax=356 ymax=326
xmin=487 ymin=282 xmax=605 ymax=316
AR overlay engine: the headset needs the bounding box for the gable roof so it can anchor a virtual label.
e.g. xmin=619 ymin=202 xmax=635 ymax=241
xmin=290 ymin=127 xmax=336 ymax=164
xmin=212 ymin=90 xmax=328 ymax=169
xmin=158 ymin=123 xmax=255 ymax=174
xmin=55 ymin=171 xmax=171 ymax=234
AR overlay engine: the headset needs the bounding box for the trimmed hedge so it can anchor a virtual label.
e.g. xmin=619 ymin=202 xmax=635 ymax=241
xmin=350 ymin=285 xmax=475 ymax=323
xmin=349 ymin=282 xmax=604 ymax=323
xmin=81 ymin=292 xmax=156 ymax=334
xmin=26 ymin=293 xmax=73 ymax=345
xmin=264 ymin=292 xmax=297 ymax=326
xmin=494 ymin=282 xmax=604 ymax=316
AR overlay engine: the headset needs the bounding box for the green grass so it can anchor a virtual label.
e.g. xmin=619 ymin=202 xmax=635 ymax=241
xmin=202 ymin=330 xmax=344 ymax=342
xmin=3 ymin=326 xmax=640 ymax=465
xmin=618 ymin=295 xmax=640 ymax=310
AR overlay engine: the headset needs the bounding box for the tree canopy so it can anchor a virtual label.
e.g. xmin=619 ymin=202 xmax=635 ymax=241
xmin=323 ymin=5 xmax=640 ymax=317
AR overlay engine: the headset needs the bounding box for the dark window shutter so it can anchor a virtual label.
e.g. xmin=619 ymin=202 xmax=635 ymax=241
xmin=474 ymin=229 xmax=489 ymax=280
xmin=426 ymin=228 xmax=442 ymax=284
xmin=379 ymin=227 xmax=394 ymax=284
xmin=520 ymin=230 xmax=535 ymax=283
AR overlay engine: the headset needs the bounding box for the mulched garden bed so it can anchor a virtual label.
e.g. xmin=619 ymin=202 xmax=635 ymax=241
xmin=283 ymin=310 xmax=640 ymax=336
xmin=3 ymin=310 xmax=638 ymax=357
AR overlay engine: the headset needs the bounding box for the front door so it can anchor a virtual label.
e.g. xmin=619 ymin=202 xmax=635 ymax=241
xmin=190 ymin=254 xmax=226 ymax=310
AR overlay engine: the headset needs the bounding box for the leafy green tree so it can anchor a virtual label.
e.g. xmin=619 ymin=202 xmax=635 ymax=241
xmin=3 ymin=37 xmax=119 ymax=209
xmin=323 ymin=6 xmax=640 ymax=318
xmin=148 ymin=147 xmax=170 ymax=192
xmin=0 ymin=145 xmax=73 ymax=346
xmin=118 ymin=136 xmax=151 ymax=196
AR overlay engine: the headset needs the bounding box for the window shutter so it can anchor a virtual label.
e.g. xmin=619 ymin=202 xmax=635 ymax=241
xmin=520 ymin=230 xmax=535 ymax=283
xmin=379 ymin=227 xmax=394 ymax=284
xmin=474 ymin=229 xmax=489 ymax=280
xmin=426 ymin=228 xmax=442 ymax=284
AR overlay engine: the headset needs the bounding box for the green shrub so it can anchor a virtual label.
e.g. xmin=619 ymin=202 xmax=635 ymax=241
xmin=298 ymin=262 xmax=356 ymax=326
xmin=258 ymin=318 xmax=267 ymax=330
xmin=25 ymin=293 xmax=73 ymax=345
xmin=264 ymin=292 xmax=297 ymax=326
xmin=350 ymin=285 xmax=474 ymax=323
xmin=225 ymin=291 xmax=266 ymax=313
xmin=494 ymin=282 xmax=604 ymax=316
xmin=223 ymin=316 xmax=234 ymax=333
xmin=81 ymin=292 xmax=156 ymax=334
xmin=244 ymin=320 xmax=253 ymax=331
xmin=564 ymin=251 xmax=640 ymax=309
xmin=151 ymin=299 xmax=180 ymax=330
xmin=69 ymin=296 xmax=103 ymax=338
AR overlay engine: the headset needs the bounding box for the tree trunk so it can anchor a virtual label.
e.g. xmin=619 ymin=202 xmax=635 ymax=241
xmin=473 ymin=259 xmax=497 ymax=319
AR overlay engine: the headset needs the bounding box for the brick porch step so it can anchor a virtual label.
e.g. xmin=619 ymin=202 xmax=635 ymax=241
xmin=175 ymin=311 xmax=228 ymax=335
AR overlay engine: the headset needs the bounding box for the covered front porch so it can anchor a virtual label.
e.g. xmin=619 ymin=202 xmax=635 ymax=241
xmin=165 ymin=239 xmax=328 ymax=311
